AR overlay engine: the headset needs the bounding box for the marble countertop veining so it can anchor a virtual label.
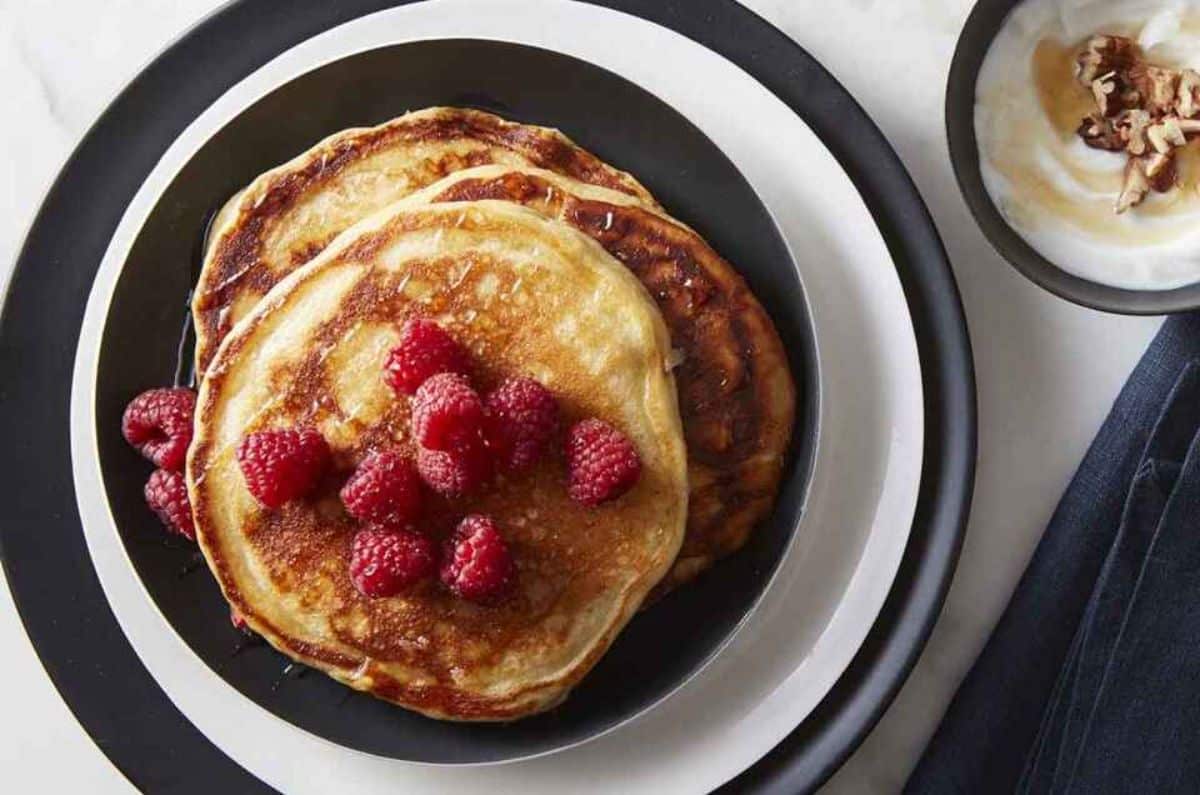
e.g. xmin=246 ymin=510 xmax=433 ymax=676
xmin=0 ymin=1 xmax=1164 ymax=792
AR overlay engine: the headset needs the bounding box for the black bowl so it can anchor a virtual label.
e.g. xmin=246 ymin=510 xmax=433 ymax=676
xmin=946 ymin=0 xmax=1200 ymax=314
xmin=91 ymin=39 xmax=818 ymax=764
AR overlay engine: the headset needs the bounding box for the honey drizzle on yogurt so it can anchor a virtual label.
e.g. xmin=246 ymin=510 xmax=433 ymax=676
xmin=1034 ymin=38 xmax=1095 ymax=139
xmin=984 ymin=31 xmax=1200 ymax=244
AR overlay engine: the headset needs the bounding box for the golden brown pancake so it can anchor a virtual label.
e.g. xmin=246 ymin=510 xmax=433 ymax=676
xmin=194 ymin=107 xmax=794 ymax=593
xmin=192 ymin=107 xmax=655 ymax=378
xmin=407 ymin=166 xmax=794 ymax=595
xmin=188 ymin=200 xmax=688 ymax=720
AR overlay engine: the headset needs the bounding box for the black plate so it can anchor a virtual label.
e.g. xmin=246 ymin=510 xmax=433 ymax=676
xmin=93 ymin=38 xmax=818 ymax=764
xmin=0 ymin=1 xmax=974 ymax=792
xmin=947 ymin=0 xmax=1200 ymax=314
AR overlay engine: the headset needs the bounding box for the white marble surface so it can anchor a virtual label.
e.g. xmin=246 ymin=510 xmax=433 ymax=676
xmin=0 ymin=0 xmax=1164 ymax=792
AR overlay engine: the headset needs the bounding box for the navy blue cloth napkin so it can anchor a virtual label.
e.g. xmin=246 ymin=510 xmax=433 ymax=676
xmin=907 ymin=313 xmax=1200 ymax=794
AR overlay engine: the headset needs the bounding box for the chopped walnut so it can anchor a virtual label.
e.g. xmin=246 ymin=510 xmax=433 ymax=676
xmin=1078 ymin=113 xmax=1125 ymax=150
xmin=1117 ymin=154 xmax=1176 ymax=213
xmin=1075 ymin=33 xmax=1200 ymax=212
xmin=1076 ymin=34 xmax=1141 ymax=84
xmin=1147 ymin=117 xmax=1187 ymax=153
xmin=1091 ymin=71 xmax=1125 ymax=117
xmin=1145 ymin=152 xmax=1177 ymax=192
xmin=1116 ymin=109 xmax=1153 ymax=155
xmin=1129 ymin=63 xmax=1181 ymax=115
xmin=1178 ymin=70 xmax=1200 ymax=118
xmin=1116 ymin=158 xmax=1151 ymax=213
xmin=1176 ymin=118 xmax=1200 ymax=135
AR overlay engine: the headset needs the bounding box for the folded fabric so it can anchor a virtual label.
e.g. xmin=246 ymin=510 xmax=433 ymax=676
xmin=907 ymin=313 xmax=1200 ymax=794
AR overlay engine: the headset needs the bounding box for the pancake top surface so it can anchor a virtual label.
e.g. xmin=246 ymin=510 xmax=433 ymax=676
xmin=410 ymin=166 xmax=796 ymax=594
xmin=188 ymin=201 xmax=687 ymax=720
xmin=192 ymin=107 xmax=655 ymax=377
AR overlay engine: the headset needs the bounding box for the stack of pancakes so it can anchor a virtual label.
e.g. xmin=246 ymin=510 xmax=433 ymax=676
xmin=187 ymin=107 xmax=794 ymax=720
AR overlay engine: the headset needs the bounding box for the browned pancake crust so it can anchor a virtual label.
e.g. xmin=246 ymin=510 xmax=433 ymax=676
xmin=194 ymin=108 xmax=656 ymax=376
xmin=428 ymin=172 xmax=795 ymax=595
xmin=192 ymin=206 xmax=685 ymax=718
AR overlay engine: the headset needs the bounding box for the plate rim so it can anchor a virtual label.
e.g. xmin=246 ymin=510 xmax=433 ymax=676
xmin=72 ymin=4 xmax=926 ymax=785
xmin=0 ymin=1 xmax=975 ymax=793
xmin=711 ymin=3 xmax=976 ymax=791
xmin=75 ymin=3 xmax=931 ymax=787
xmin=79 ymin=35 xmax=825 ymax=764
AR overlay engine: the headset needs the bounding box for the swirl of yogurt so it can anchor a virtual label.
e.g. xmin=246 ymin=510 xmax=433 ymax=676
xmin=977 ymin=0 xmax=1200 ymax=289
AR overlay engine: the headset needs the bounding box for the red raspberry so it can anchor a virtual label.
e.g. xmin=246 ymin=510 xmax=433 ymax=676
xmin=566 ymin=418 xmax=642 ymax=506
xmin=383 ymin=317 xmax=470 ymax=396
xmin=349 ymin=526 xmax=437 ymax=597
xmin=230 ymin=607 xmax=249 ymax=632
xmin=236 ymin=427 xmax=331 ymax=509
xmin=411 ymin=373 xmax=484 ymax=451
xmin=144 ymin=468 xmax=195 ymax=540
xmin=440 ymin=515 xmax=515 ymax=604
xmin=416 ymin=436 xmax=492 ymax=497
xmin=340 ymin=450 xmax=423 ymax=527
xmin=483 ymin=377 xmax=559 ymax=473
xmin=122 ymin=387 xmax=197 ymax=471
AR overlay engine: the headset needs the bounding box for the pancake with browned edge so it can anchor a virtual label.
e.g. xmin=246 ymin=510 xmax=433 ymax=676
xmin=192 ymin=107 xmax=656 ymax=379
xmin=407 ymin=166 xmax=794 ymax=595
xmin=188 ymin=200 xmax=688 ymax=720
xmin=195 ymin=109 xmax=794 ymax=593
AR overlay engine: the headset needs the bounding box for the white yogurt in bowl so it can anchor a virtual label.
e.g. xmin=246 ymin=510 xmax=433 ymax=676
xmin=976 ymin=0 xmax=1200 ymax=289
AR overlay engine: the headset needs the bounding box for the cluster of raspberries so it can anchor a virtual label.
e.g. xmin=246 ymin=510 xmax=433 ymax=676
xmin=122 ymin=386 xmax=244 ymax=629
xmin=122 ymin=387 xmax=199 ymax=540
xmin=121 ymin=317 xmax=643 ymax=609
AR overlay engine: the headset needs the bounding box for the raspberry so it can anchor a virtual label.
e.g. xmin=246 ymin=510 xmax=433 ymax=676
xmin=416 ymin=436 xmax=492 ymax=497
xmin=349 ymin=526 xmax=437 ymax=597
xmin=483 ymin=377 xmax=559 ymax=473
xmin=236 ymin=427 xmax=331 ymax=509
xmin=230 ymin=607 xmax=249 ymax=633
xmin=122 ymin=387 xmax=197 ymax=471
xmin=383 ymin=317 xmax=470 ymax=396
xmin=440 ymin=515 xmax=515 ymax=604
xmin=566 ymin=418 xmax=642 ymax=506
xmin=144 ymin=468 xmax=195 ymax=540
xmin=340 ymin=450 xmax=423 ymax=527
xmin=411 ymin=373 xmax=484 ymax=451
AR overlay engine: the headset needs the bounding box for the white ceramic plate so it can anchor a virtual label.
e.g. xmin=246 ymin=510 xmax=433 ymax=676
xmin=69 ymin=0 xmax=923 ymax=791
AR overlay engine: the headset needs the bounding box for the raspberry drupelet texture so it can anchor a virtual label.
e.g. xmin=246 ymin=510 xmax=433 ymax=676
xmin=349 ymin=526 xmax=438 ymax=597
xmin=236 ymin=427 xmax=331 ymax=509
xmin=483 ymin=377 xmax=559 ymax=473
xmin=565 ymin=418 xmax=643 ymax=506
xmin=440 ymin=514 xmax=515 ymax=604
xmin=383 ymin=317 xmax=471 ymax=396
xmin=340 ymin=449 xmax=423 ymax=527
xmin=122 ymin=387 xmax=197 ymax=471
xmin=411 ymin=373 xmax=484 ymax=451
xmin=143 ymin=468 xmax=196 ymax=540
xmin=416 ymin=436 xmax=492 ymax=497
